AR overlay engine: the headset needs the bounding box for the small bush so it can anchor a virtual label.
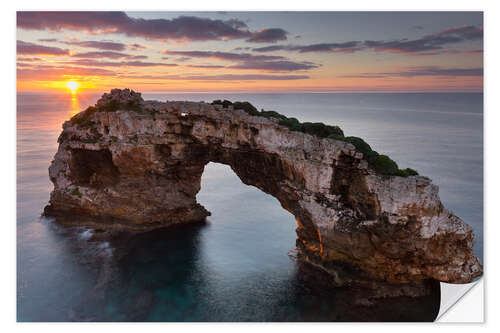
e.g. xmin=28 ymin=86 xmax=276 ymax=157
xmin=98 ymin=99 xmax=120 ymax=112
xmin=405 ymin=168 xmax=419 ymax=176
xmin=111 ymin=136 xmax=118 ymax=142
xmin=395 ymin=168 xmax=419 ymax=177
xmin=57 ymin=132 xmax=68 ymax=143
xmin=325 ymin=125 xmax=344 ymax=138
xmin=71 ymin=188 xmax=82 ymax=198
xmin=338 ymin=136 xmax=379 ymax=162
xmin=298 ymin=122 xmax=345 ymax=138
xmin=302 ymin=122 xmax=326 ymax=137
xmin=212 ymin=99 xmax=233 ymax=108
xmin=341 ymin=136 xmax=371 ymax=155
xmin=70 ymin=106 xmax=97 ymax=128
xmin=98 ymin=100 xmax=142 ymax=113
xmin=371 ymin=155 xmax=399 ymax=175
xmin=233 ymin=101 xmax=259 ymax=115
xmin=278 ymin=117 xmax=300 ymax=129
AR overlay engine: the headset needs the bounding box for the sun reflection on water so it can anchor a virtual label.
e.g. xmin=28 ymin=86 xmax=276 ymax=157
xmin=70 ymin=93 xmax=80 ymax=118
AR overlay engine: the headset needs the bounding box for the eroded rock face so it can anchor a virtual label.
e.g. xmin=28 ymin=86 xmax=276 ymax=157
xmin=45 ymin=89 xmax=482 ymax=285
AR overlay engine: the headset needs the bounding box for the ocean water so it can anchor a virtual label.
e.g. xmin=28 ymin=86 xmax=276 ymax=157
xmin=17 ymin=92 xmax=482 ymax=322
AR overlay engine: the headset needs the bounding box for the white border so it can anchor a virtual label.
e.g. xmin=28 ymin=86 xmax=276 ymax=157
xmin=4 ymin=0 xmax=499 ymax=330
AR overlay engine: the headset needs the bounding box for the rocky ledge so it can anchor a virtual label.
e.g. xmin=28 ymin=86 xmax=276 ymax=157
xmin=45 ymin=89 xmax=482 ymax=286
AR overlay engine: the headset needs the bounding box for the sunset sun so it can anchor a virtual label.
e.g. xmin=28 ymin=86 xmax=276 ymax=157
xmin=66 ymin=81 xmax=79 ymax=93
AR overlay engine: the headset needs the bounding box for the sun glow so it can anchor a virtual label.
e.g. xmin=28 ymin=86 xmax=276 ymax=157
xmin=66 ymin=81 xmax=79 ymax=93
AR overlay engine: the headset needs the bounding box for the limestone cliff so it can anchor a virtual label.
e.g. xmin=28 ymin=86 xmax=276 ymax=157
xmin=45 ymin=89 xmax=482 ymax=285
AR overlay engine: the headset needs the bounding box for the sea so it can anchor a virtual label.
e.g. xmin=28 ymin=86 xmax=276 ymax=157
xmin=17 ymin=92 xmax=483 ymax=322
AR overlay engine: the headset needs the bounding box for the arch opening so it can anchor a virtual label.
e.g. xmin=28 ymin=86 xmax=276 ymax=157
xmin=195 ymin=161 xmax=298 ymax=271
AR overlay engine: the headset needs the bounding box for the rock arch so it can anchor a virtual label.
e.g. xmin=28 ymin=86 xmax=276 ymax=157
xmin=45 ymin=89 xmax=482 ymax=286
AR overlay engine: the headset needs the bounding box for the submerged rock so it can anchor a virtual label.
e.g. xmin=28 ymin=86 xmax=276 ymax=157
xmin=45 ymin=89 xmax=482 ymax=286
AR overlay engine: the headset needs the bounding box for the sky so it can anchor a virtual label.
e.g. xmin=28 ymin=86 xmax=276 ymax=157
xmin=16 ymin=11 xmax=483 ymax=93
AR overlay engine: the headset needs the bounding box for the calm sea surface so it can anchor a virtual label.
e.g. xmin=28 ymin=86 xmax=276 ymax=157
xmin=17 ymin=92 xmax=483 ymax=321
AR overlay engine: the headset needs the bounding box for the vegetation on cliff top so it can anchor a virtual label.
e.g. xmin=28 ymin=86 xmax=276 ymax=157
xmin=211 ymin=99 xmax=418 ymax=177
xmin=69 ymin=94 xmax=142 ymax=128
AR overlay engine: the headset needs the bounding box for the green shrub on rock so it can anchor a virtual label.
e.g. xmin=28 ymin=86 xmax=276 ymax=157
xmin=71 ymin=188 xmax=82 ymax=198
xmin=209 ymin=99 xmax=420 ymax=178
xmin=371 ymin=155 xmax=399 ymax=175
xmin=298 ymin=122 xmax=344 ymax=138
xmin=341 ymin=136 xmax=372 ymax=155
xmin=70 ymin=106 xmax=97 ymax=128
xmin=212 ymin=99 xmax=233 ymax=109
xmin=97 ymin=99 xmax=142 ymax=112
xmin=233 ymin=101 xmax=259 ymax=115
xmin=278 ymin=117 xmax=301 ymax=130
xmin=339 ymin=136 xmax=379 ymax=163
xmin=395 ymin=168 xmax=419 ymax=177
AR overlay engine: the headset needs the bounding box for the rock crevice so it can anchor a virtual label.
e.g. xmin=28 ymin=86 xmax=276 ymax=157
xmin=45 ymin=89 xmax=482 ymax=285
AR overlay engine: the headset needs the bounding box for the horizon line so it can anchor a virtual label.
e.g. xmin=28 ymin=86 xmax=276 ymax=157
xmin=17 ymin=89 xmax=484 ymax=94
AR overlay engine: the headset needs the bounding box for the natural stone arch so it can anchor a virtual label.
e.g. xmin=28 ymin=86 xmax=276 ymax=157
xmin=45 ymin=89 xmax=482 ymax=286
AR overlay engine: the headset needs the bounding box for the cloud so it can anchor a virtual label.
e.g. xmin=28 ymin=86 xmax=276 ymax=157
xmin=398 ymin=67 xmax=483 ymax=77
xmin=129 ymin=43 xmax=147 ymax=51
xmin=408 ymin=49 xmax=462 ymax=56
xmin=16 ymin=56 xmax=42 ymax=61
xmin=16 ymin=62 xmax=33 ymax=69
xmin=180 ymin=74 xmax=308 ymax=80
xmin=66 ymin=59 xmax=178 ymax=67
xmin=64 ymin=40 xmax=126 ymax=51
xmin=465 ymin=49 xmax=483 ymax=54
xmin=252 ymin=25 xmax=483 ymax=55
xmin=35 ymin=37 xmax=129 ymax=52
xmin=17 ymin=12 xmax=256 ymax=42
xmin=247 ymin=28 xmax=288 ymax=43
xmin=340 ymin=66 xmax=483 ymax=78
xmin=230 ymin=60 xmax=318 ymax=71
xmin=251 ymin=45 xmax=286 ymax=53
xmin=119 ymin=73 xmax=309 ymax=81
xmin=185 ymin=64 xmax=226 ymax=69
xmin=293 ymin=42 xmax=361 ymax=53
xmin=72 ymin=51 xmax=147 ymax=59
xmin=364 ymin=25 xmax=483 ymax=54
xmin=17 ymin=40 xmax=69 ymax=56
xmin=163 ymin=50 xmax=318 ymax=72
xmin=163 ymin=50 xmax=282 ymax=61
xmin=17 ymin=64 xmax=116 ymax=80
xmin=435 ymin=25 xmax=483 ymax=39
xmin=252 ymin=41 xmax=362 ymax=53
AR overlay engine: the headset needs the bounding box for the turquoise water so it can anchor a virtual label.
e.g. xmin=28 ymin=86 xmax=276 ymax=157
xmin=17 ymin=92 xmax=482 ymax=321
